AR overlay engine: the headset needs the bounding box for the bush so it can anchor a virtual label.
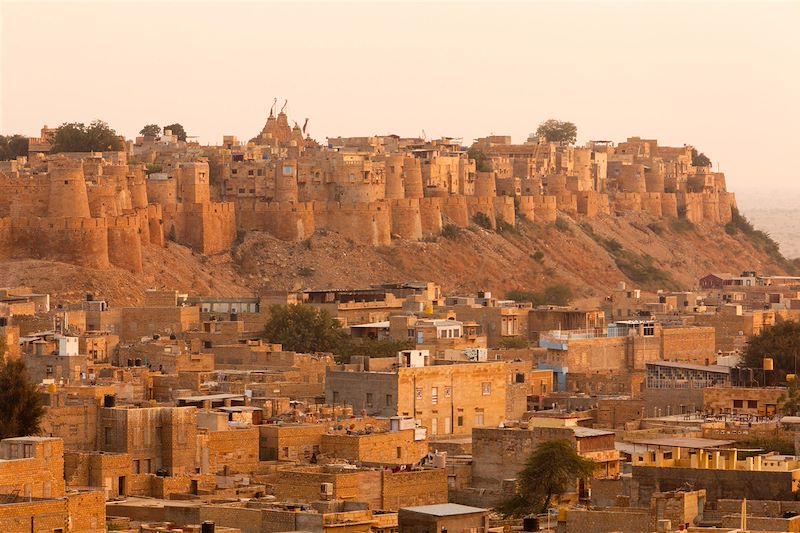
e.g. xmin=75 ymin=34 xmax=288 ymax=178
xmin=614 ymin=250 xmax=677 ymax=289
xmin=297 ymin=266 xmax=314 ymax=277
xmin=473 ymin=212 xmax=492 ymax=230
xmin=724 ymin=222 xmax=738 ymax=235
xmin=442 ymin=223 xmax=461 ymax=240
xmin=496 ymin=216 xmax=517 ymax=234
xmin=647 ymin=222 xmax=664 ymax=235
xmin=497 ymin=337 xmax=529 ymax=349
xmin=531 ymin=250 xmax=545 ymax=263
xmin=555 ymin=216 xmax=572 ymax=233
xmin=670 ymin=217 xmax=696 ymax=232
xmin=507 ymin=284 xmax=573 ymax=306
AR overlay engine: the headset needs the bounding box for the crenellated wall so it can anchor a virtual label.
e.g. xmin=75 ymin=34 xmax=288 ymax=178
xmin=613 ymin=192 xmax=642 ymax=212
xmin=493 ymin=196 xmax=516 ymax=227
xmin=441 ymin=196 xmax=469 ymax=227
xmin=555 ymin=192 xmax=577 ymax=214
xmin=390 ymin=198 xmax=423 ymax=241
xmin=419 ymin=197 xmax=444 ymax=236
xmin=661 ymin=193 xmax=679 ymax=218
xmin=9 ymin=217 xmax=110 ymax=269
xmin=532 ymin=195 xmax=557 ymax=223
xmin=107 ymin=215 xmax=143 ymax=273
xmin=317 ymin=201 xmax=392 ymax=246
xmin=467 ymin=197 xmax=497 ymax=229
xmin=517 ymin=195 xmax=536 ymax=221
xmin=640 ymin=192 xmax=663 ymax=217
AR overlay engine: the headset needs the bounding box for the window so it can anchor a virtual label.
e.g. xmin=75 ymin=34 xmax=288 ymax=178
xmin=643 ymin=324 xmax=655 ymax=336
xmin=283 ymin=447 xmax=290 ymax=458
xmin=385 ymin=394 xmax=392 ymax=406
xmin=431 ymin=387 xmax=438 ymax=405
xmin=431 ymin=418 xmax=438 ymax=435
xmin=482 ymin=382 xmax=491 ymax=396
xmin=457 ymin=416 xmax=464 ymax=427
xmin=396 ymin=446 xmax=402 ymax=459
xmin=366 ymin=393 xmax=373 ymax=407
xmin=333 ymin=391 xmax=339 ymax=403
xmin=104 ymin=427 xmax=113 ymax=446
xmin=515 ymin=373 xmax=525 ymax=384
xmin=747 ymin=400 xmax=758 ymax=409
xmin=733 ymin=400 xmax=743 ymax=409
xmin=416 ymin=388 xmax=423 ymax=400
xmin=444 ymin=387 xmax=451 ymax=398
xmin=474 ymin=410 xmax=484 ymax=427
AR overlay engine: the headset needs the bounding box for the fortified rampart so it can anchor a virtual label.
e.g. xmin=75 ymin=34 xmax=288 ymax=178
xmin=2 ymin=129 xmax=743 ymax=270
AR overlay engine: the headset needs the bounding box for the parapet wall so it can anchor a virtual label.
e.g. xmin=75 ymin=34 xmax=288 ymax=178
xmin=419 ymin=197 xmax=444 ymax=236
xmin=8 ymin=216 xmax=110 ymax=269
xmin=390 ymin=198 xmax=423 ymax=241
xmin=107 ymin=215 xmax=143 ymax=273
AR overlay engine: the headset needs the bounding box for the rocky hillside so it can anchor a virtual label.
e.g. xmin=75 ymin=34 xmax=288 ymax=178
xmin=0 ymin=210 xmax=789 ymax=307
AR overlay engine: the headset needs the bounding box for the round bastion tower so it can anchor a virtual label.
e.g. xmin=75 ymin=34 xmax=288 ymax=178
xmin=47 ymin=158 xmax=91 ymax=218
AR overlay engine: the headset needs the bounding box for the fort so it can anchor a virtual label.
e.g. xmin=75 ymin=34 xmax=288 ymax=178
xmin=0 ymin=111 xmax=736 ymax=270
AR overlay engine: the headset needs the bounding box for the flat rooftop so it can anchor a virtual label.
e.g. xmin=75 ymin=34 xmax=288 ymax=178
xmin=401 ymin=503 xmax=487 ymax=516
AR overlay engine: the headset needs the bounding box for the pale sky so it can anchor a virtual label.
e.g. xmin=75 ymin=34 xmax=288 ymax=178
xmin=2 ymin=0 xmax=798 ymax=192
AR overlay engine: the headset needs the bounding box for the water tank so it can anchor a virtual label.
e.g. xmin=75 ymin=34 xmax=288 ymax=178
xmin=432 ymin=452 xmax=447 ymax=468
xmin=103 ymin=395 xmax=116 ymax=408
xmin=201 ymin=522 xmax=215 ymax=533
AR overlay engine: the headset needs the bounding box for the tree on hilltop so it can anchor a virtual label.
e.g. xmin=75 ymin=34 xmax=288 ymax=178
xmin=534 ymin=119 xmax=577 ymax=144
xmin=691 ymin=148 xmax=712 ymax=168
xmin=0 ymin=339 xmax=45 ymax=440
xmin=498 ymin=439 xmax=596 ymax=517
xmin=139 ymin=124 xmax=161 ymax=138
xmin=0 ymin=135 xmax=29 ymax=160
xmin=51 ymin=120 xmax=123 ymax=153
xmin=163 ymin=123 xmax=187 ymax=141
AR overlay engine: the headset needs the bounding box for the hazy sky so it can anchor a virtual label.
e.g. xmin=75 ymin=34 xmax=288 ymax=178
xmin=2 ymin=0 xmax=798 ymax=192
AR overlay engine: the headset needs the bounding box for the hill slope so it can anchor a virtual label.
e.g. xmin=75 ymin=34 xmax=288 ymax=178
xmin=0 ymin=211 xmax=787 ymax=306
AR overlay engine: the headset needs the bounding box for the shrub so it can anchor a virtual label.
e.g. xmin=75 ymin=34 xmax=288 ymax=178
xmin=555 ymin=216 xmax=572 ymax=233
xmin=669 ymin=217 xmax=696 ymax=232
xmin=473 ymin=212 xmax=492 ymax=230
xmin=507 ymin=284 xmax=573 ymax=306
xmin=297 ymin=266 xmax=314 ymax=277
xmin=531 ymin=250 xmax=545 ymax=263
xmin=647 ymin=222 xmax=664 ymax=235
xmin=442 ymin=223 xmax=461 ymax=240
xmin=496 ymin=216 xmax=517 ymax=234
xmin=497 ymin=337 xmax=529 ymax=349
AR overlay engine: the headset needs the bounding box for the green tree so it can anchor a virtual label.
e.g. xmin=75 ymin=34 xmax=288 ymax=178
xmin=263 ymin=304 xmax=346 ymax=353
xmin=780 ymin=378 xmax=800 ymax=416
xmin=139 ymin=124 xmax=161 ymax=137
xmin=507 ymin=284 xmax=573 ymax=307
xmin=163 ymin=123 xmax=187 ymax=141
xmin=0 ymin=340 xmax=45 ymax=440
xmin=743 ymin=320 xmax=800 ymax=377
xmin=467 ymin=146 xmax=492 ymax=172
xmin=0 ymin=134 xmax=29 ymax=160
xmin=691 ymin=148 xmax=712 ymax=168
xmin=51 ymin=120 xmax=123 ymax=153
xmin=535 ymin=119 xmax=577 ymax=144
xmin=498 ymin=439 xmax=597 ymax=517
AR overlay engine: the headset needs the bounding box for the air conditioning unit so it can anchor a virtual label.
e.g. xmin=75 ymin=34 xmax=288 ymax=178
xmin=320 ymin=482 xmax=333 ymax=500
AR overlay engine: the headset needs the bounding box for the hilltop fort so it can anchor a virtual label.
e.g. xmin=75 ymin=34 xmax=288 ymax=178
xmin=0 ymin=107 xmax=736 ymax=273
